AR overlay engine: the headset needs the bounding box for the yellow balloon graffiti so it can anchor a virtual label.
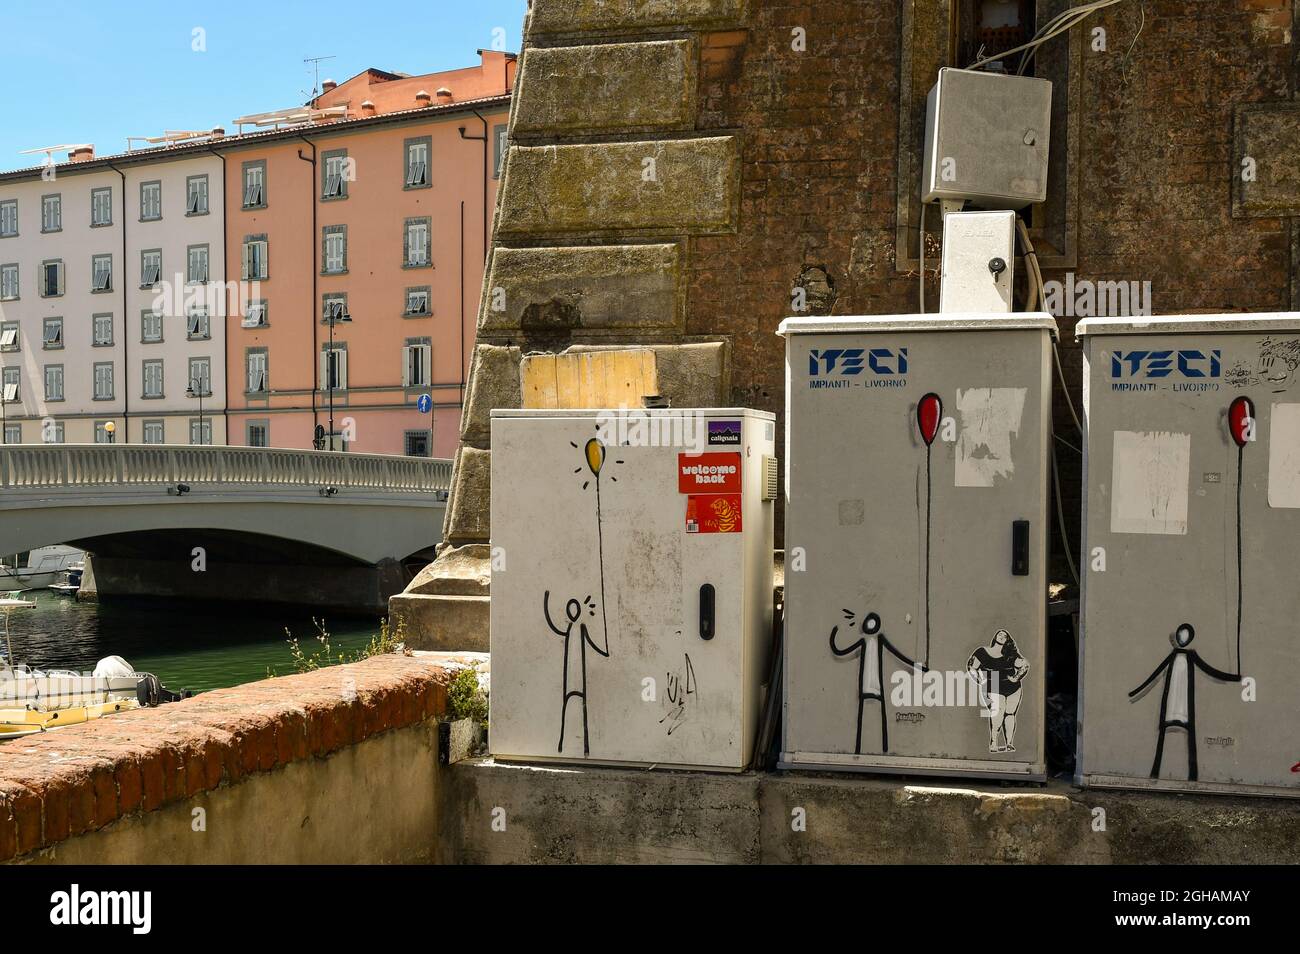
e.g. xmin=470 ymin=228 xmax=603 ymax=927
xmin=585 ymin=438 xmax=605 ymax=477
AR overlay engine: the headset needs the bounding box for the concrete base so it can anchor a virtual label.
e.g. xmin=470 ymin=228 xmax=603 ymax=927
xmin=440 ymin=758 xmax=1300 ymax=864
xmin=80 ymin=553 xmax=405 ymax=614
xmin=390 ymin=544 xmax=492 ymax=651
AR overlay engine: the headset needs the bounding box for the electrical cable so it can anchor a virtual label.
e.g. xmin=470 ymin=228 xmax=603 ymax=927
xmin=1051 ymin=439 xmax=1081 ymax=585
xmin=967 ymin=0 xmax=1127 ymax=73
xmin=918 ymin=201 xmax=927 ymax=314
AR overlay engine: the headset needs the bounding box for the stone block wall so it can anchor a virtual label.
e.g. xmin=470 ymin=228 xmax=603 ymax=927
xmin=433 ymin=0 xmax=1299 ymax=584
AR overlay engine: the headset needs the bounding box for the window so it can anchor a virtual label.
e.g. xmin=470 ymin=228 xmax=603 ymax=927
xmin=321 ymin=346 xmax=347 ymax=391
xmin=186 ymin=174 xmax=209 ymax=215
xmin=0 ymin=199 xmax=16 ymax=238
xmin=92 ymin=254 xmax=113 ymax=292
xmin=404 ymin=286 xmax=430 ymax=316
xmin=322 ymin=150 xmax=349 ymax=199
xmin=0 ymin=322 xmax=17 ymax=352
xmin=3 ymin=423 xmax=19 ymax=445
xmin=94 ymin=421 xmax=113 ymax=443
xmin=242 ymin=160 xmax=266 ymax=209
xmin=246 ymin=420 xmax=269 ymax=447
xmin=186 ymin=307 xmax=210 ymax=341
xmin=190 ymin=418 xmax=213 ymax=445
xmin=323 ymin=293 xmax=349 ymax=323
xmin=140 ymin=249 xmax=161 ymax=288
xmin=494 ymin=124 xmax=508 ymax=179
xmin=188 ymin=357 xmax=211 ymax=396
xmin=242 ymin=235 xmax=268 ymax=280
xmin=405 ymin=137 xmax=431 ymax=188
xmin=42 ymin=317 xmax=62 ymax=349
xmin=44 ymin=364 xmax=64 ymax=402
xmin=322 ymin=225 xmax=347 ymax=274
xmin=91 ymin=187 xmax=113 ymax=226
xmin=41 ymin=194 xmax=61 ymax=232
xmin=404 ymin=430 xmax=431 ymax=458
xmin=186 ymin=244 xmax=209 ymax=284
xmin=92 ymin=362 xmax=114 ymax=400
xmin=242 ymin=300 xmax=268 ymax=328
xmin=142 ymin=308 xmax=163 ymax=343
xmin=40 ymin=260 xmax=64 ymax=298
xmin=403 ymin=217 xmax=431 ymax=268
xmin=139 ymin=180 xmax=162 ymax=221
xmin=2 ymin=367 xmax=19 ymax=403
xmin=43 ymin=420 xmax=64 ymax=444
xmin=143 ymin=420 xmax=164 ymax=444
xmin=403 ymin=339 xmax=431 ymax=387
xmin=93 ymin=313 xmax=114 ymax=347
xmin=142 ymin=359 xmax=164 ymax=398
xmin=0 ymin=263 xmax=17 ymax=301
xmin=246 ymin=348 xmax=268 ymax=393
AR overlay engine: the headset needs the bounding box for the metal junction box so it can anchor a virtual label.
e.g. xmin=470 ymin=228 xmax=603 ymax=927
xmin=1077 ymin=314 xmax=1300 ymax=798
xmin=921 ymin=68 xmax=1052 ymax=209
xmin=779 ymin=313 xmax=1056 ymax=779
xmin=489 ymin=408 xmax=776 ymax=771
xmin=940 ymin=210 xmax=1017 ymax=313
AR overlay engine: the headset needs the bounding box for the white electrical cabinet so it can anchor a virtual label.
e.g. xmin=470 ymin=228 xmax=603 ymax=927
xmin=940 ymin=211 xmax=1016 ymax=313
xmin=1078 ymin=314 xmax=1300 ymax=797
xmin=779 ymin=313 xmax=1056 ymax=779
xmin=489 ymin=408 xmax=777 ymax=771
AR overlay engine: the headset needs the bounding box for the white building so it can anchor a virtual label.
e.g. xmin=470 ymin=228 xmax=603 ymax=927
xmin=0 ymin=151 xmax=125 ymax=444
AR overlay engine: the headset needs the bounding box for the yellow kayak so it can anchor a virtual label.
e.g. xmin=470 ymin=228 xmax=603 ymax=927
xmin=0 ymin=698 xmax=139 ymax=739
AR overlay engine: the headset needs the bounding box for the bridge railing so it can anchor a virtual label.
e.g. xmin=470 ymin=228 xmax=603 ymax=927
xmin=0 ymin=444 xmax=452 ymax=494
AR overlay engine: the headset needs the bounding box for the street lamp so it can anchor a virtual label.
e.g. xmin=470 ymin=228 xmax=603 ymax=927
xmin=325 ymin=305 xmax=352 ymax=451
xmin=186 ymin=374 xmax=208 ymax=445
xmin=104 ymin=420 xmax=116 ymax=444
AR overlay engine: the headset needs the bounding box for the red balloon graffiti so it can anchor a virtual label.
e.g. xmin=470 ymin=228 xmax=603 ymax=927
xmin=917 ymin=393 xmax=943 ymax=447
xmin=1228 ymin=396 xmax=1254 ymax=449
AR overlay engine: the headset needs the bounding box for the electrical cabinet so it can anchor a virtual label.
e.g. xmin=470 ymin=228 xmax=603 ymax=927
xmin=922 ymin=67 xmax=1052 ymax=209
xmin=489 ymin=408 xmax=777 ymax=771
xmin=1078 ymin=314 xmax=1300 ymax=797
xmin=779 ymin=313 xmax=1056 ymax=779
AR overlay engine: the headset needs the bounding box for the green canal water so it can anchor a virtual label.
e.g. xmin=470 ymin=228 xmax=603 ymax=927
xmin=2 ymin=590 xmax=386 ymax=694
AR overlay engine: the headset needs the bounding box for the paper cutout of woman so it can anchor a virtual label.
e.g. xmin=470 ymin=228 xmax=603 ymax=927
xmin=967 ymin=629 xmax=1030 ymax=754
xmin=1129 ymin=623 xmax=1239 ymax=781
xmin=830 ymin=611 xmax=926 ymax=755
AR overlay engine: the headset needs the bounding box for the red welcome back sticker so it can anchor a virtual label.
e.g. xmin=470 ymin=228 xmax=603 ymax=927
xmin=678 ymin=452 xmax=742 ymax=494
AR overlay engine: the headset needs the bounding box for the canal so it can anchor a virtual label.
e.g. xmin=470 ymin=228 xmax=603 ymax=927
xmin=2 ymin=591 xmax=387 ymax=693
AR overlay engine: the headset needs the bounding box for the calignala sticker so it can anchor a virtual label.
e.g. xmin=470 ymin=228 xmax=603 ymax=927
xmin=707 ymin=420 xmax=742 ymax=446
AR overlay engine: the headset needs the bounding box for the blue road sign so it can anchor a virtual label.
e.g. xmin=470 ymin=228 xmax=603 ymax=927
xmin=416 ymin=394 xmax=433 ymax=414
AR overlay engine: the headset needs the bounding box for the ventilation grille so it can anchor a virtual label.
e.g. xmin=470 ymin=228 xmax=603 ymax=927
xmin=762 ymin=455 xmax=779 ymax=501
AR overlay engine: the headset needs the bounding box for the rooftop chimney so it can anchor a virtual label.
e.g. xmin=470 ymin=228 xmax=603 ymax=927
xmin=360 ymin=100 xmax=376 ymax=116
xmin=415 ymin=89 xmax=432 ymax=106
xmin=321 ymin=78 xmax=337 ymax=93
xmin=70 ymin=145 xmax=95 ymax=163
xmin=210 ymin=127 xmax=226 ymax=139
xmin=435 ymin=87 xmax=453 ymax=104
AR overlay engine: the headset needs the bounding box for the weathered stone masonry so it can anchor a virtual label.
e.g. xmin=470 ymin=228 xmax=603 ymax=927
xmin=394 ymin=0 xmax=1300 ymax=646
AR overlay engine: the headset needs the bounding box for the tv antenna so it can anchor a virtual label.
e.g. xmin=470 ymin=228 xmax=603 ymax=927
xmin=303 ymin=54 xmax=336 ymax=99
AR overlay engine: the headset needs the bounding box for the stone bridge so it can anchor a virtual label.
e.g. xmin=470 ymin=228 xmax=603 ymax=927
xmin=0 ymin=444 xmax=450 ymax=611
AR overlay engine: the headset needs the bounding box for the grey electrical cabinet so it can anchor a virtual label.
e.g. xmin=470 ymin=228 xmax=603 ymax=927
xmin=921 ymin=68 xmax=1052 ymax=209
xmin=489 ymin=408 xmax=777 ymax=771
xmin=1077 ymin=314 xmax=1300 ymax=798
xmin=779 ymin=313 xmax=1056 ymax=779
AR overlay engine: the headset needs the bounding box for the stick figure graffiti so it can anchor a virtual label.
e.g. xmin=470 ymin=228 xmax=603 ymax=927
xmin=830 ymin=610 xmax=927 ymax=754
xmin=544 ymin=590 xmax=609 ymax=756
xmin=967 ymin=629 xmax=1030 ymax=754
xmin=1128 ymin=623 xmax=1239 ymax=781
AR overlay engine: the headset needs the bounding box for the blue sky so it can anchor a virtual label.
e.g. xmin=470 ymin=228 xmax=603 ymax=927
xmin=0 ymin=0 xmax=529 ymax=171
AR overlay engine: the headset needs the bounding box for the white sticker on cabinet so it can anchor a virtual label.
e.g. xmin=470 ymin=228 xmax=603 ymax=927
xmin=1110 ymin=430 xmax=1191 ymax=535
xmin=954 ymin=387 xmax=1027 ymax=487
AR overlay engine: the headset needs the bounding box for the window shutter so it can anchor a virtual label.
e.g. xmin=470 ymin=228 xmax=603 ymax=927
xmin=56 ymin=262 xmax=65 ymax=296
xmin=402 ymin=345 xmax=411 ymax=386
xmin=402 ymin=222 xmax=410 ymax=265
xmin=320 ymin=351 xmax=328 ymax=391
xmin=241 ymin=243 xmax=251 ymax=280
xmin=338 ymin=350 xmax=348 ymax=390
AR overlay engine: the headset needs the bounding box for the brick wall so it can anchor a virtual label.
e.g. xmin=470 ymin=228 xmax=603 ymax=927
xmin=0 ymin=654 xmax=454 ymax=863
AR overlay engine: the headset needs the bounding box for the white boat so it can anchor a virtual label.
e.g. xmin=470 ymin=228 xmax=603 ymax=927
xmin=0 ymin=545 xmax=85 ymax=592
